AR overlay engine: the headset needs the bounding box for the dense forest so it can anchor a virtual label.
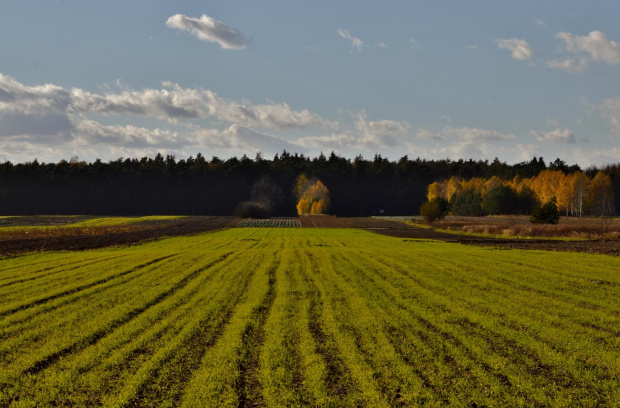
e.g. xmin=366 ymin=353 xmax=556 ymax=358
xmin=0 ymin=152 xmax=618 ymax=216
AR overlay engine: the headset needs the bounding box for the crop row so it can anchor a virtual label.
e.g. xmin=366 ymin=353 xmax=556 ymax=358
xmin=236 ymin=218 xmax=302 ymax=228
xmin=0 ymin=228 xmax=619 ymax=406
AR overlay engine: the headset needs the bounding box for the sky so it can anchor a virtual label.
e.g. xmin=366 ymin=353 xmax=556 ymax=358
xmin=1 ymin=0 xmax=620 ymax=167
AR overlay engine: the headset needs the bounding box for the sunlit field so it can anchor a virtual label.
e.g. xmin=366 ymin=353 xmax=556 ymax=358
xmin=1 ymin=228 xmax=619 ymax=407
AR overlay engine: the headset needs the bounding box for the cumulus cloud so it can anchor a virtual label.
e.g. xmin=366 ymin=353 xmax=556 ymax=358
xmin=0 ymin=73 xmax=72 ymax=114
xmin=495 ymin=38 xmax=534 ymax=61
xmin=0 ymin=74 xmax=336 ymax=131
xmin=166 ymin=14 xmax=248 ymax=50
xmin=549 ymin=31 xmax=620 ymax=73
xmin=530 ymin=128 xmax=576 ymax=144
xmin=337 ymin=28 xmax=364 ymax=52
xmin=556 ymin=30 xmax=620 ymax=64
xmin=74 ymin=119 xmax=187 ymax=148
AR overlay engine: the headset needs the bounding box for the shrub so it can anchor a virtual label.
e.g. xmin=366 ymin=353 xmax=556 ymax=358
xmin=234 ymin=201 xmax=270 ymax=219
xmin=420 ymin=197 xmax=449 ymax=223
xmin=530 ymin=198 xmax=560 ymax=224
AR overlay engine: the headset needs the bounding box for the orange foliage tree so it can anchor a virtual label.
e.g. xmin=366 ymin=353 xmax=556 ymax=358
xmin=295 ymin=174 xmax=330 ymax=215
xmin=425 ymin=169 xmax=615 ymax=216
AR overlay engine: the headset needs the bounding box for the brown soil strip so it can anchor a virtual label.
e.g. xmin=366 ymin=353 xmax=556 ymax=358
xmin=0 ymin=216 xmax=239 ymax=257
xmin=369 ymin=228 xmax=620 ymax=256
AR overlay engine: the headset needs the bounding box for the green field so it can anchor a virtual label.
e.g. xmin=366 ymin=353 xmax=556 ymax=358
xmin=1 ymin=228 xmax=619 ymax=407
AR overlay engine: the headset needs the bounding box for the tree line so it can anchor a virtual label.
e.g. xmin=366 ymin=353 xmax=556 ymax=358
xmin=427 ymin=169 xmax=615 ymax=217
xmin=0 ymin=152 xmax=618 ymax=216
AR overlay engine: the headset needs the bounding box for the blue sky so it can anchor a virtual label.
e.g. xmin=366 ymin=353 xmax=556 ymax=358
xmin=1 ymin=0 xmax=620 ymax=166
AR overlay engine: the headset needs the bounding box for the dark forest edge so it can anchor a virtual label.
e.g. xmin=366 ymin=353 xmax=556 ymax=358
xmin=0 ymin=151 xmax=618 ymax=217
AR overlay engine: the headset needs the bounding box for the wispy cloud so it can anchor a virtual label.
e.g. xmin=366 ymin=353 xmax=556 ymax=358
xmin=418 ymin=125 xmax=515 ymax=142
xmin=530 ymin=128 xmax=576 ymax=144
xmin=166 ymin=14 xmax=248 ymax=50
xmin=337 ymin=28 xmax=364 ymax=52
xmin=599 ymin=96 xmax=620 ymax=137
xmin=495 ymin=38 xmax=534 ymax=61
xmin=547 ymin=58 xmax=589 ymax=73
xmin=299 ymin=111 xmax=409 ymax=151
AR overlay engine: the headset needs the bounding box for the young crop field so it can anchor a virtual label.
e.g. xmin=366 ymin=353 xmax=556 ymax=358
xmin=1 ymin=228 xmax=619 ymax=406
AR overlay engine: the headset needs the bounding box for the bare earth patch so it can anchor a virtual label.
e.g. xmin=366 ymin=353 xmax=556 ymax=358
xmin=370 ymin=227 xmax=620 ymax=257
xmin=0 ymin=216 xmax=239 ymax=256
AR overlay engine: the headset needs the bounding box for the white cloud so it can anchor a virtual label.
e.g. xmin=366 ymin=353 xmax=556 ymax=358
xmin=298 ymin=111 xmax=409 ymax=152
xmin=297 ymin=133 xmax=357 ymax=150
xmin=495 ymin=38 xmax=534 ymax=61
xmin=194 ymin=124 xmax=304 ymax=155
xmin=536 ymin=19 xmax=546 ymax=27
xmin=550 ymin=31 xmax=620 ymax=73
xmin=0 ymin=74 xmax=336 ymax=131
xmin=530 ymin=128 xmax=576 ymax=144
xmin=418 ymin=125 xmax=515 ymax=142
xmin=74 ymin=119 xmax=186 ymax=148
xmin=377 ymin=42 xmax=388 ymax=48
xmin=466 ymin=45 xmax=479 ymax=50
xmin=599 ymin=96 xmax=620 ymax=137
xmin=0 ymin=73 xmax=72 ymax=114
xmin=337 ymin=28 xmax=364 ymax=52
xmin=547 ymin=58 xmax=589 ymax=73
xmin=555 ymin=30 xmax=620 ymax=64
xmin=354 ymin=111 xmax=409 ymax=149
xmin=416 ymin=128 xmax=443 ymax=141
xmin=166 ymin=14 xmax=248 ymax=50
xmin=571 ymin=147 xmax=620 ymax=168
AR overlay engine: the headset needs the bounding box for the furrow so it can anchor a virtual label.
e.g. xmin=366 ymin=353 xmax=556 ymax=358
xmin=0 ymin=254 xmax=177 ymax=318
xmin=20 ymin=252 xmax=232 ymax=377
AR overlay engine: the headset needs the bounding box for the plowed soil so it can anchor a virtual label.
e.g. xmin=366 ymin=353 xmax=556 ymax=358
xmin=0 ymin=216 xmax=239 ymax=256
xmin=370 ymin=227 xmax=620 ymax=256
xmin=299 ymin=215 xmax=417 ymax=229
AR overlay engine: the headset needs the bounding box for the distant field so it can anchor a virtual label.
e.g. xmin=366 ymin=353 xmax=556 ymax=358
xmin=0 ymin=215 xmax=183 ymax=230
xmin=1 ymin=229 xmax=619 ymax=406
xmin=428 ymin=215 xmax=620 ymax=240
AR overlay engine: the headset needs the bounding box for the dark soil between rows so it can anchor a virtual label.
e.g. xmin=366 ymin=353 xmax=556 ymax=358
xmin=370 ymin=228 xmax=620 ymax=257
xmin=0 ymin=216 xmax=239 ymax=257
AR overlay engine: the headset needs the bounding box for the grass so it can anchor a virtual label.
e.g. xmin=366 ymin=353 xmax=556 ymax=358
xmin=409 ymin=215 xmax=620 ymax=240
xmin=0 ymin=216 xmax=185 ymax=241
xmin=1 ymin=228 xmax=619 ymax=406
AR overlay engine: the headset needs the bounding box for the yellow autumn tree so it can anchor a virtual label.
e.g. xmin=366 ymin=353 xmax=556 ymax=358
xmin=426 ymin=181 xmax=446 ymax=201
xmin=587 ymin=172 xmax=615 ymax=216
xmin=296 ymin=177 xmax=331 ymax=215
